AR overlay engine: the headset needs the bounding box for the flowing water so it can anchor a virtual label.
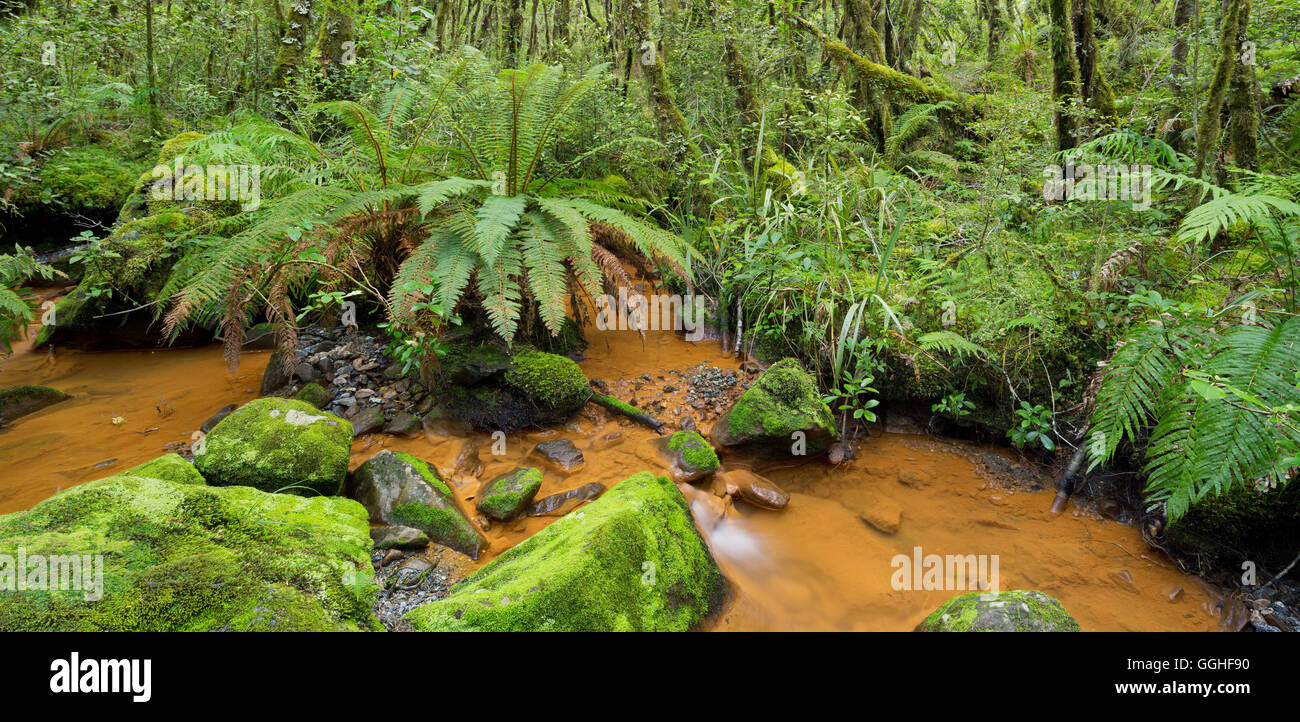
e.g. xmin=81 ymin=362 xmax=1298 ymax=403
xmin=0 ymin=317 xmax=1229 ymax=631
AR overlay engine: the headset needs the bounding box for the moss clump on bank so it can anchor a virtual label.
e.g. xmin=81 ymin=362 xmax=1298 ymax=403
xmin=504 ymin=351 xmax=592 ymax=411
xmin=917 ymin=590 xmax=1080 ymax=632
xmin=293 ymin=382 xmax=332 ymax=409
xmin=16 ymin=146 xmax=141 ymax=212
xmin=0 ymin=385 xmax=70 ymax=424
xmin=404 ymin=472 xmax=724 ymax=631
xmin=0 ymin=469 xmax=380 ymax=631
xmin=711 ymin=358 xmax=837 ymax=453
xmin=1166 ymin=480 xmax=1300 ymax=571
xmin=195 ymin=398 xmax=352 ymax=496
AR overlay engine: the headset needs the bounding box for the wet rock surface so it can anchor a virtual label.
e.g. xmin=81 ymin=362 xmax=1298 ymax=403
xmin=528 ymin=481 xmax=606 ymax=516
xmin=529 ymin=438 xmax=585 ymax=473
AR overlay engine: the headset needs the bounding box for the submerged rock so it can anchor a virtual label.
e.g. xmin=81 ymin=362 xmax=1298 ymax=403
xmin=350 ymin=450 xmax=487 ymax=560
xmin=0 ymin=385 xmax=69 ymax=424
xmin=719 ymin=469 xmax=789 ymax=510
xmin=917 ymin=590 xmax=1080 ymax=632
xmin=709 ymin=358 xmax=837 ymax=455
xmin=0 ymin=468 xmax=380 ymax=631
xmin=529 ymin=438 xmax=585 ymax=473
xmin=664 ymin=430 xmax=720 ymax=483
xmin=383 ymin=411 xmax=420 ymax=437
xmin=195 ymin=398 xmax=353 ymax=496
xmin=404 ymin=473 xmax=724 ymax=631
xmin=528 ymin=481 xmax=606 ymax=516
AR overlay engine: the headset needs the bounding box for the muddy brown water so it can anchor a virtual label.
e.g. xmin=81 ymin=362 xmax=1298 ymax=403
xmin=0 ymin=319 xmax=1227 ymax=631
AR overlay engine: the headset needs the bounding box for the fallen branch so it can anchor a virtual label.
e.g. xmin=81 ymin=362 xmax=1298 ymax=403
xmin=790 ymin=15 xmax=980 ymax=118
xmin=591 ymin=392 xmax=665 ymax=433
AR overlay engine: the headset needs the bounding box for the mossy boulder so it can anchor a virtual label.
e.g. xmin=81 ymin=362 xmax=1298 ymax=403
xmin=0 ymin=385 xmax=69 ymax=424
xmin=16 ymin=146 xmax=141 ymax=213
xmin=194 ymin=398 xmax=352 ymax=496
xmin=710 ymin=358 xmax=837 ymax=455
xmin=917 ymin=590 xmax=1081 ymax=632
xmin=439 ymin=345 xmax=593 ymax=431
xmin=33 ymin=132 xmax=227 ymax=350
xmin=0 ymin=471 xmax=380 ymax=631
xmin=477 ymin=467 xmax=543 ymax=521
xmin=504 ymin=351 xmax=592 ymax=414
xmin=665 ymin=430 xmax=720 ymax=482
xmin=404 ymin=472 xmax=724 ymax=631
xmin=1166 ymin=480 xmax=1300 ymax=571
xmin=121 ymin=453 xmax=205 ymax=485
xmin=292 ymin=382 xmax=332 ymax=409
xmin=350 ymin=450 xmax=487 ymax=559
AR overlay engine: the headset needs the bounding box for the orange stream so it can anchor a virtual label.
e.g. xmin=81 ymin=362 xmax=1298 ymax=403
xmin=0 ymin=320 xmax=1226 ymax=631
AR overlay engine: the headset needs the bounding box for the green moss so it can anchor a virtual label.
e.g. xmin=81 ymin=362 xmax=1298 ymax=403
xmin=23 ymin=146 xmax=141 ymax=211
xmin=404 ymin=472 xmax=724 ymax=631
xmin=0 ymin=473 xmax=380 ymax=631
xmin=121 ymin=454 xmax=206 ymax=485
xmin=666 ymin=431 xmax=719 ymax=473
xmin=503 ymin=351 xmax=592 ymax=411
xmin=0 ymin=385 xmax=69 ymax=423
xmin=351 ymin=450 xmax=486 ymax=559
xmin=917 ymin=590 xmax=1080 ymax=632
xmin=292 ymin=382 xmax=332 ymax=409
xmin=715 ymin=358 xmax=837 ymax=450
xmin=477 ymin=467 xmax=543 ymax=521
xmin=194 ymin=398 xmax=353 ymax=496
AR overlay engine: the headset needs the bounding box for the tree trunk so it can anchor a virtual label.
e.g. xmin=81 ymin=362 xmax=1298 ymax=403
xmin=270 ymin=0 xmax=312 ymax=90
xmin=628 ymin=0 xmax=698 ymax=163
xmin=1072 ymin=0 xmax=1116 ymax=123
xmin=1048 ymin=0 xmax=1080 ymax=150
xmin=504 ymin=0 xmax=524 ymax=65
xmin=1194 ymin=0 xmax=1243 ymax=177
xmin=144 ymin=0 xmax=161 ymax=132
xmin=314 ymin=1 xmax=355 ymax=97
xmin=1227 ymin=0 xmax=1257 ymax=171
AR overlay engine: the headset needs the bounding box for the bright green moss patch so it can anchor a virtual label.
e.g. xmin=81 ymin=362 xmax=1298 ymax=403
xmin=477 ymin=467 xmax=543 ymax=521
xmin=22 ymin=146 xmax=141 ymax=211
xmin=666 ymin=430 xmax=719 ymax=475
xmin=194 ymin=398 xmax=352 ymax=496
xmin=917 ymin=590 xmax=1080 ymax=632
xmin=504 ymin=351 xmax=592 ymax=411
xmin=404 ymin=472 xmax=724 ymax=631
xmin=292 ymin=382 xmax=332 ymax=409
xmin=122 ymin=453 xmax=206 ymax=485
xmin=712 ymin=358 xmax=837 ymax=452
xmin=0 ymin=473 xmax=380 ymax=631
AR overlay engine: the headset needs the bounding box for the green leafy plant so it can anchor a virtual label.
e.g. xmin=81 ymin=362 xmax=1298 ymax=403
xmin=1008 ymin=401 xmax=1055 ymax=451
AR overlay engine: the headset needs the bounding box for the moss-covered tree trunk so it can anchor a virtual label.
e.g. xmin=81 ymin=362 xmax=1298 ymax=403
xmin=270 ymin=0 xmax=312 ymax=90
xmin=1227 ymin=0 xmax=1257 ymax=171
xmin=504 ymin=0 xmax=524 ymax=66
xmin=1194 ymin=0 xmax=1243 ymax=177
xmin=983 ymin=0 xmax=1002 ymax=61
xmin=723 ymin=37 xmax=761 ymax=156
xmin=627 ymin=0 xmax=698 ymax=163
xmin=845 ymin=0 xmax=891 ymax=145
xmin=1165 ymin=0 xmax=1196 ymax=151
xmin=1048 ymin=0 xmax=1080 ymax=150
xmin=1071 ymin=0 xmax=1116 ymax=123
xmin=314 ymin=1 xmax=355 ymax=97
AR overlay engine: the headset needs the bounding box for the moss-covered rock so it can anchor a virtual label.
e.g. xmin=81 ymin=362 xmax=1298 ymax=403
xmin=504 ymin=351 xmax=592 ymax=413
xmin=121 ymin=453 xmax=205 ymax=485
xmin=1166 ymin=480 xmax=1300 ymax=571
xmin=917 ymin=590 xmax=1080 ymax=632
xmin=194 ymin=398 xmax=352 ymax=496
xmin=350 ymin=450 xmax=486 ymax=559
xmin=404 ymin=472 xmax=724 ymax=631
xmin=665 ymin=430 xmax=720 ymax=482
xmin=476 ymin=467 xmax=543 ymax=521
xmin=0 ymin=385 xmax=69 ymax=424
xmin=0 ymin=471 xmax=380 ymax=631
xmin=292 ymin=382 xmax=332 ymax=409
xmin=16 ymin=146 xmax=141 ymax=213
xmin=709 ymin=358 xmax=837 ymax=455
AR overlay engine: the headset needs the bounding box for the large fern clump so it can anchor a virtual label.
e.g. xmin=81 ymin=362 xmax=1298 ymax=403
xmin=156 ymin=53 xmax=693 ymax=366
xmin=1087 ymin=294 xmax=1300 ymax=522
